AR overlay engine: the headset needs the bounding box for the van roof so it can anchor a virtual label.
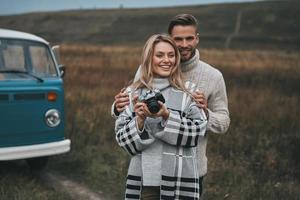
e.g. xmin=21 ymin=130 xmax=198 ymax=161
xmin=0 ymin=28 xmax=48 ymax=44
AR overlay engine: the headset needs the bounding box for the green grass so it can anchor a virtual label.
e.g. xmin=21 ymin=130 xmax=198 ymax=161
xmin=0 ymin=161 xmax=72 ymax=200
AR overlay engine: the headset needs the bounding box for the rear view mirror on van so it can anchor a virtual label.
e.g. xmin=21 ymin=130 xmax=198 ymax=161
xmin=52 ymin=45 xmax=66 ymax=78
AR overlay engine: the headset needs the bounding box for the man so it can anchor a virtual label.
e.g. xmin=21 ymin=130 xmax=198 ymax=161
xmin=112 ymin=14 xmax=230 ymax=197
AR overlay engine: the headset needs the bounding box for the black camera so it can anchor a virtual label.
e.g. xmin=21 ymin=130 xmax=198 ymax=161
xmin=139 ymin=89 xmax=165 ymax=114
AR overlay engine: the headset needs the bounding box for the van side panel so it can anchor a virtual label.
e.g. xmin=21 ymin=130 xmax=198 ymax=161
xmin=0 ymin=79 xmax=65 ymax=148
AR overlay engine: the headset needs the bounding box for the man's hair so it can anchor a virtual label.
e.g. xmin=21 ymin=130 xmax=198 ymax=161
xmin=168 ymin=14 xmax=198 ymax=34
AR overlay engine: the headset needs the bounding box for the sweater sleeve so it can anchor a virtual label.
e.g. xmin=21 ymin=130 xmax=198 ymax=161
xmin=111 ymin=101 xmax=118 ymax=119
xmin=155 ymin=103 xmax=207 ymax=147
xmin=115 ymin=106 xmax=154 ymax=156
xmin=206 ymin=76 xmax=230 ymax=134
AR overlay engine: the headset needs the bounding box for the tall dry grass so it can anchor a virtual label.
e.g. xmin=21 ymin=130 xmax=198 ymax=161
xmin=49 ymin=45 xmax=300 ymax=199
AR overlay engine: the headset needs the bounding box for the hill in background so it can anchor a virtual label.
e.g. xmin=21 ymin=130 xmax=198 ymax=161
xmin=0 ymin=0 xmax=299 ymax=49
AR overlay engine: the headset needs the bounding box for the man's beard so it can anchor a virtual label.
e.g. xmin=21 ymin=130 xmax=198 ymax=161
xmin=179 ymin=47 xmax=195 ymax=62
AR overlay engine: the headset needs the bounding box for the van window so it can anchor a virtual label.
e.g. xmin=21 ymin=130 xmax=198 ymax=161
xmin=2 ymin=44 xmax=25 ymax=71
xmin=30 ymin=46 xmax=57 ymax=76
xmin=0 ymin=39 xmax=58 ymax=78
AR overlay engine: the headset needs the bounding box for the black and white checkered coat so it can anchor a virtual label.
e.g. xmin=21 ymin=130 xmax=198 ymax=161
xmin=115 ymin=81 xmax=207 ymax=200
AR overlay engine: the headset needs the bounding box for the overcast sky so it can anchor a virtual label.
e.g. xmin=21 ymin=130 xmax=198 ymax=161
xmin=0 ymin=0 xmax=261 ymax=16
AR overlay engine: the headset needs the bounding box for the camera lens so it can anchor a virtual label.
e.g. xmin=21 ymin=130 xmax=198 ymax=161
xmin=147 ymin=99 xmax=160 ymax=114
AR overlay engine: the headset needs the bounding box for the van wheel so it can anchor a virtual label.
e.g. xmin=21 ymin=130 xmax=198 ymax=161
xmin=26 ymin=157 xmax=49 ymax=171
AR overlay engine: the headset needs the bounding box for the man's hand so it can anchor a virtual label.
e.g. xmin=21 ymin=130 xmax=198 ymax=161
xmin=114 ymin=88 xmax=130 ymax=114
xmin=193 ymin=91 xmax=209 ymax=117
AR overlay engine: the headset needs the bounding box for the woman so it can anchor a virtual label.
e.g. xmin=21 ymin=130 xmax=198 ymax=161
xmin=115 ymin=34 xmax=207 ymax=200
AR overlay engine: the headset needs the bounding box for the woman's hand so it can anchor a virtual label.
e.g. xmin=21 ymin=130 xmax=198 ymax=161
xmin=134 ymin=101 xmax=147 ymax=130
xmin=134 ymin=99 xmax=170 ymax=130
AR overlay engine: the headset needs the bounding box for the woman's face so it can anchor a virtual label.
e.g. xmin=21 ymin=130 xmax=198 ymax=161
xmin=152 ymin=41 xmax=176 ymax=78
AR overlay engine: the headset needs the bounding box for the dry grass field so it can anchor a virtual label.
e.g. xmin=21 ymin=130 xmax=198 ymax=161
xmin=45 ymin=45 xmax=300 ymax=199
xmin=1 ymin=1 xmax=299 ymax=198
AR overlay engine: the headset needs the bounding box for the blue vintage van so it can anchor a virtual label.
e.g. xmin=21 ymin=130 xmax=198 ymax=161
xmin=0 ymin=29 xmax=70 ymax=170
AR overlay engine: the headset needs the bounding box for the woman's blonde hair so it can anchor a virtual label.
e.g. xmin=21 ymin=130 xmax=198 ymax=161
xmin=131 ymin=34 xmax=186 ymax=91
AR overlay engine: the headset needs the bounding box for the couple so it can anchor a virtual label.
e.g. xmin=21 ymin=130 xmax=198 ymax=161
xmin=113 ymin=14 xmax=230 ymax=200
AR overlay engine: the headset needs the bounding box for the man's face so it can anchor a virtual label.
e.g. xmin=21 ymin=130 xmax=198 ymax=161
xmin=170 ymin=25 xmax=199 ymax=62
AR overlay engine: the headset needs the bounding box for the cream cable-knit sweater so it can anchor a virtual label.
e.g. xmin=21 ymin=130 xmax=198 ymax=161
xmin=181 ymin=49 xmax=230 ymax=135
xmin=180 ymin=49 xmax=230 ymax=176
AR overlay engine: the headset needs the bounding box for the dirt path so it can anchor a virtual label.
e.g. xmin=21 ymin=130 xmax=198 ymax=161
xmin=41 ymin=171 xmax=107 ymax=200
xmin=225 ymin=10 xmax=243 ymax=48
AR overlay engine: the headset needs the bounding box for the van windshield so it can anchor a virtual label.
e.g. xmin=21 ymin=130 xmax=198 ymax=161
xmin=0 ymin=39 xmax=58 ymax=79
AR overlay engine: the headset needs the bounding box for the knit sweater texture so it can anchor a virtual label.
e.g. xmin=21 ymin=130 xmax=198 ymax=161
xmin=181 ymin=50 xmax=230 ymax=135
xmin=180 ymin=49 xmax=230 ymax=176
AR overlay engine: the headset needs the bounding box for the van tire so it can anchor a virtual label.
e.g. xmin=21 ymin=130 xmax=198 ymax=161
xmin=26 ymin=157 xmax=49 ymax=171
